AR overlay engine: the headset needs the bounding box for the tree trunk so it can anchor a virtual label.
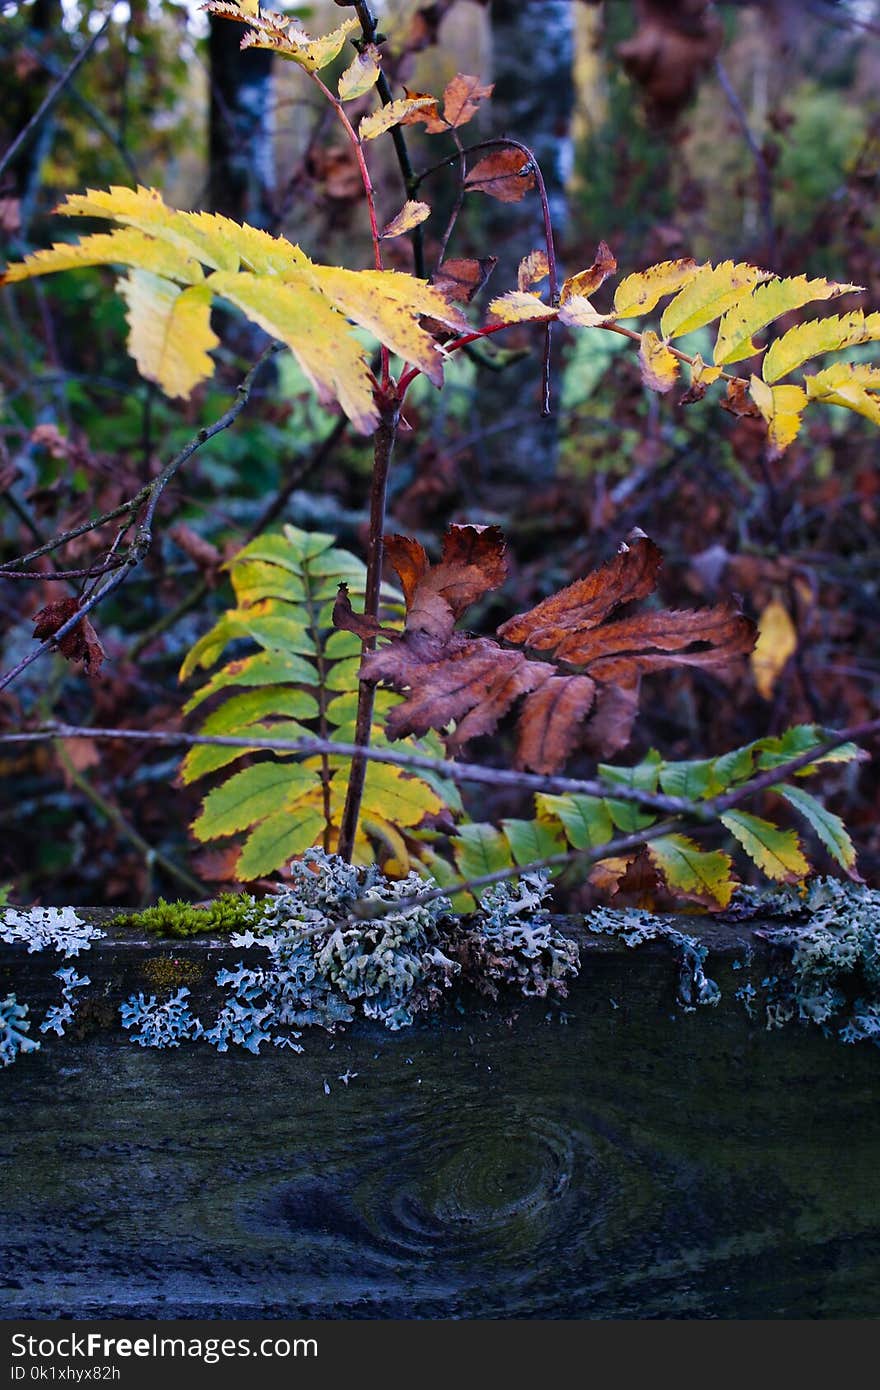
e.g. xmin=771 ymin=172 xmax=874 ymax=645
xmin=208 ymin=18 xmax=276 ymax=227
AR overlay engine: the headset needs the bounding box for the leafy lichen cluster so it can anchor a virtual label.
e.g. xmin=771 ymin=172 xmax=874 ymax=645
xmin=0 ymin=994 xmax=39 ymax=1068
xmin=451 ymin=875 xmax=581 ymax=1002
xmin=586 ymin=878 xmax=880 ymax=1044
xmin=584 ymin=906 xmax=721 ymax=1012
xmin=0 ymin=854 xmax=580 ymax=1064
xmin=1 ymin=905 xmax=104 ymax=957
xmin=6 ymin=871 xmax=880 ymax=1068
xmin=755 ymin=878 xmax=880 ymax=1043
xmin=0 ymin=907 xmax=102 ymax=1066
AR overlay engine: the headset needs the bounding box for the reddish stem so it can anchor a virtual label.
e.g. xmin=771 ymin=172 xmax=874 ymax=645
xmin=336 ymin=400 xmax=400 ymax=861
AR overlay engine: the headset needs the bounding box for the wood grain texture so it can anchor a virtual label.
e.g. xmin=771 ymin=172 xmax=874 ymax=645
xmin=1 ymin=917 xmax=879 ymax=1319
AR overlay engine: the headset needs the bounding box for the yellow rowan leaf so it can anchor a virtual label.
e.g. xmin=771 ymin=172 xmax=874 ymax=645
xmin=118 ymin=272 xmax=218 ymax=399
xmin=338 ymin=45 xmax=381 ymax=101
xmin=557 ymin=296 xmax=613 ymax=327
xmin=638 ymin=329 xmax=679 ymax=393
xmin=330 ymin=761 xmax=443 ymax=827
xmin=517 ymin=249 xmax=550 ymax=292
xmin=58 ymin=182 xmax=169 ymax=225
xmin=1 ymin=228 xmax=203 ymax=286
xmin=751 ymin=597 xmax=797 ymax=700
xmin=299 ymin=264 xmax=467 ymax=386
xmin=714 ymin=274 xmax=862 ymax=366
xmin=240 ymin=17 xmax=359 ymax=72
xmin=488 ymin=290 xmax=555 ymax=324
xmin=720 ymin=810 xmax=809 ymax=883
xmin=749 ymin=375 xmax=807 ymax=455
xmin=560 ymin=241 xmax=616 ymax=303
xmin=207 ymin=270 xmax=378 ymax=432
xmin=646 ymin=834 xmax=735 ymax=908
xmin=380 ymin=200 xmax=431 ymax=239
xmin=762 ymin=310 xmax=880 ymax=383
xmin=56 ymin=188 xmax=244 ymax=272
xmin=204 ymin=0 xmax=263 ymax=20
xmin=360 ymin=97 xmax=435 ymax=141
xmin=660 ymin=262 xmax=771 ymax=341
xmin=361 ymin=815 xmax=411 ymax=873
xmin=804 ymin=362 xmax=880 ymax=426
xmin=612 ymin=258 xmax=701 ymax=318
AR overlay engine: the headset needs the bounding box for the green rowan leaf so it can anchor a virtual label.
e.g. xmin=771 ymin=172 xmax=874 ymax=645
xmin=774 ymin=784 xmax=858 ymax=876
xmin=720 ymin=810 xmax=809 ymax=882
xmin=646 ymin=834 xmax=735 ymax=908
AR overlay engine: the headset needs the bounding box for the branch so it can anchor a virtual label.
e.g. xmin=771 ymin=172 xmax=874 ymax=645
xmin=0 ymin=716 xmax=874 ymax=819
xmin=0 ymin=346 xmax=279 ymax=693
xmin=352 ymin=813 xmax=686 ymax=918
xmin=0 ymin=13 xmax=114 ymax=184
xmin=714 ymin=57 xmax=776 ymax=265
xmin=336 ymin=403 xmax=401 ymax=860
xmin=349 ymin=1 xmax=426 ymax=278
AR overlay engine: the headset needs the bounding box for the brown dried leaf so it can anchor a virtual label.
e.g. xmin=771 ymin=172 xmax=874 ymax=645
xmin=498 ymin=530 xmax=662 ymax=650
xmin=170 ymin=522 xmax=221 ymax=578
xmin=385 ymin=524 xmax=507 ymax=637
xmin=338 ymin=525 xmax=754 ymax=774
xmin=559 ymin=242 xmax=617 ymax=304
xmin=464 ymin=148 xmax=536 ymax=203
xmin=721 ymin=376 xmax=760 ymax=418
xmin=516 ymin=676 xmax=597 ymax=773
xmin=333 ymin=583 xmax=385 ymax=642
xmin=618 ymin=0 xmax=723 ymax=123
xmin=517 ymin=249 xmax=551 ymax=293
xmin=439 ymin=73 xmax=494 ymax=129
xmin=404 ymin=74 xmax=493 ymax=134
xmin=33 ymin=597 xmax=105 ymax=676
xmin=432 ymin=256 xmax=497 ymax=303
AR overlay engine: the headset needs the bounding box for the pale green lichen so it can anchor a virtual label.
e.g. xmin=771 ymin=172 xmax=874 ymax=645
xmin=583 ymin=906 xmax=721 ymax=1012
xmin=1 ymin=905 xmax=103 ymax=957
xmin=118 ymin=854 xmax=581 ymax=1055
xmin=754 ymin=878 xmax=880 ymax=1044
xmin=1 ymin=994 xmax=39 ymax=1067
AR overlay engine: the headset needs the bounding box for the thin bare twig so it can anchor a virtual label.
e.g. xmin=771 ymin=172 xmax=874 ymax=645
xmin=714 ymin=57 xmax=776 ymax=265
xmin=0 ymin=13 xmax=114 ymax=184
xmin=350 ymin=1 xmax=426 ymax=278
xmin=0 ymin=346 xmax=279 ymax=693
xmin=0 ymin=715 xmax=874 ymax=822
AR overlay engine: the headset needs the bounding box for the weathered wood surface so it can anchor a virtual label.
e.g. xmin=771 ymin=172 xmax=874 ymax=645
xmin=1 ymin=917 xmax=879 ymax=1319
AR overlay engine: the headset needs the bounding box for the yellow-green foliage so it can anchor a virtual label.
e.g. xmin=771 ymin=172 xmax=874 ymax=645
xmin=0 ymin=185 xmax=466 ymax=432
xmin=445 ymin=726 xmax=860 ymax=908
xmin=180 ymin=526 xmax=461 ymax=881
xmin=492 ymin=257 xmax=880 ymax=455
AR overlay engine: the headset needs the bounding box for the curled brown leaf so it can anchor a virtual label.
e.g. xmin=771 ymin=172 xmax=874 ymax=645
xmin=335 ymin=525 xmax=755 ymax=773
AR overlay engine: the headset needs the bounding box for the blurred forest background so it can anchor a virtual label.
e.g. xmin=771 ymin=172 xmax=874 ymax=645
xmin=1 ymin=0 xmax=879 ymax=907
